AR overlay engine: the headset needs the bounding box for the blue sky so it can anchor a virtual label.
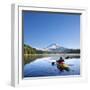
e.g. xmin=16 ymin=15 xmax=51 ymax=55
xmin=23 ymin=11 xmax=80 ymax=49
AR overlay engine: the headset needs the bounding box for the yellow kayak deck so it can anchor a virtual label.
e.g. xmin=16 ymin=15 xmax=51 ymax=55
xmin=58 ymin=63 xmax=69 ymax=68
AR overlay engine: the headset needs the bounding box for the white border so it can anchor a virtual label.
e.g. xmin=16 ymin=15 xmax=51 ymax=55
xmin=11 ymin=4 xmax=87 ymax=87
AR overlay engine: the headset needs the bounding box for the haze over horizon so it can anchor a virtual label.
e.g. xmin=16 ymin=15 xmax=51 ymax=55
xmin=23 ymin=11 xmax=80 ymax=49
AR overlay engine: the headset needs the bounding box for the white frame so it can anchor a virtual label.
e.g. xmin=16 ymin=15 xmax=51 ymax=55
xmin=11 ymin=4 xmax=87 ymax=87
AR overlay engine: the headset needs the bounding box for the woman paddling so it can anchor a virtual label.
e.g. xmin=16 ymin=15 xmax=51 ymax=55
xmin=56 ymin=57 xmax=64 ymax=64
xmin=56 ymin=57 xmax=69 ymax=71
xmin=51 ymin=57 xmax=64 ymax=65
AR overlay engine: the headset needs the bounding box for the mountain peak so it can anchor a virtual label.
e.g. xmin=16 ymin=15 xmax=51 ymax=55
xmin=46 ymin=43 xmax=60 ymax=49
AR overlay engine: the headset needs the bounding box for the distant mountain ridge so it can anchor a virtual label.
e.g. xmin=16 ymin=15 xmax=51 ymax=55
xmin=24 ymin=43 xmax=80 ymax=54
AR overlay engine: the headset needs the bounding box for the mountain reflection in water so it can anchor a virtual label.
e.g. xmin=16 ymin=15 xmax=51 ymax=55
xmin=24 ymin=54 xmax=80 ymax=77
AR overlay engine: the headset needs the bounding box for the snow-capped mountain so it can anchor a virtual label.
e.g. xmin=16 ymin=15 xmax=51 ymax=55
xmin=33 ymin=43 xmax=80 ymax=53
xmin=45 ymin=43 xmax=60 ymax=49
xmin=44 ymin=43 xmax=67 ymax=52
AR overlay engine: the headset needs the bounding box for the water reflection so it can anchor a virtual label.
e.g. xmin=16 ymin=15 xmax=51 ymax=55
xmin=24 ymin=54 xmax=80 ymax=64
xmin=24 ymin=54 xmax=80 ymax=77
xmin=24 ymin=54 xmax=45 ymax=64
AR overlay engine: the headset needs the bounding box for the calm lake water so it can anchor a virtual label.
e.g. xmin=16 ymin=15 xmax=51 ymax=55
xmin=24 ymin=56 xmax=80 ymax=77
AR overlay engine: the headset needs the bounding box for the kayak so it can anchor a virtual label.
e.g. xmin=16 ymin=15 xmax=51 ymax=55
xmin=57 ymin=63 xmax=70 ymax=71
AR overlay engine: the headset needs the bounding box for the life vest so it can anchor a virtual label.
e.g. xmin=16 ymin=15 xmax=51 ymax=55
xmin=57 ymin=59 xmax=64 ymax=64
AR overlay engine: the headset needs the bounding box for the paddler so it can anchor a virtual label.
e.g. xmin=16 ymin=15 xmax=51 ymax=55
xmin=57 ymin=57 xmax=64 ymax=64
